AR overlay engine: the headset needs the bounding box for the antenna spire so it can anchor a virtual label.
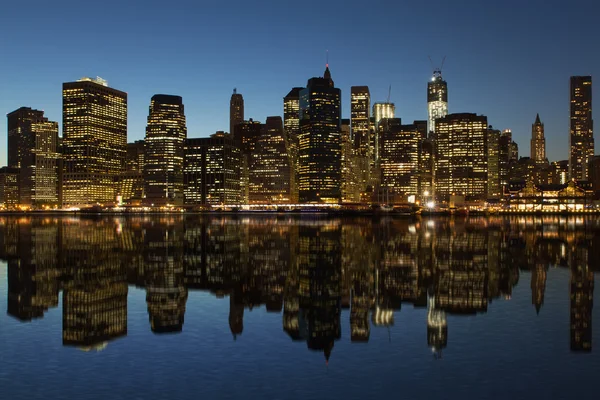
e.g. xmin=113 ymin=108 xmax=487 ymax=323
xmin=326 ymin=49 xmax=329 ymax=68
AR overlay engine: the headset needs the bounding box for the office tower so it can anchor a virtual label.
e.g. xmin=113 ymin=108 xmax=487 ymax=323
xmin=184 ymin=132 xmax=242 ymax=206
xmin=284 ymin=87 xmax=303 ymax=201
xmin=298 ymin=65 xmax=342 ymax=203
xmin=379 ymin=119 xmax=419 ymax=202
xmin=499 ymin=129 xmax=517 ymax=191
xmin=435 ymin=113 xmax=488 ymax=202
xmin=7 ymin=107 xmax=46 ymax=169
xmin=531 ymin=114 xmax=547 ymax=165
xmin=549 ymin=160 xmax=569 ymax=185
xmin=62 ymin=77 xmax=127 ymax=207
xmin=249 ymin=116 xmax=293 ymax=204
xmin=6 ymin=108 xmax=60 ymax=207
xmin=414 ymin=120 xmax=428 ymax=141
xmin=340 ymin=119 xmax=359 ymax=203
xmin=420 ymin=137 xmax=435 ymax=201
xmin=590 ymin=155 xmax=600 ymax=192
xmin=230 ymin=88 xmax=244 ymax=135
xmin=126 ymin=140 xmax=145 ymax=172
xmin=569 ymin=76 xmax=593 ymax=180
xmin=487 ymin=127 xmax=501 ymax=199
xmin=373 ymin=102 xmax=395 ymax=160
xmin=144 ymin=94 xmax=187 ymax=206
xmin=428 ymin=68 xmax=448 ymax=134
xmin=351 ymin=86 xmax=371 ymax=191
xmin=0 ymin=167 xmax=20 ymax=209
xmin=234 ymin=119 xmax=263 ymax=203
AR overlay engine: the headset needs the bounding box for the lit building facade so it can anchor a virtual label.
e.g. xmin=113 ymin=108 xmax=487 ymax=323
xmin=351 ymin=86 xmax=371 ymax=190
xmin=531 ymin=114 xmax=547 ymax=165
xmin=143 ymin=94 xmax=187 ymax=206
xmin=499 ymin=129 xmax=517 ymax=192
xmin=340 ymin=119 xmax=359 ymax=203
xmin=126 ymin=140 xmax=145 ymax=172
xmin=230 ymin=88 xmax=244 ymax=135
xmin=234 ymin=119 xmax=263 ymax=203
xmin=487 ymin=127 xmax=501 ymax=199
xmin=284 ymin=88 xmax=303 ymax=201
xmin=590 ymin=155 xmax=600 ymax=193
xmin=379 ymin=119 xmax=420 ymax=202
xmin=419 ymin=138 xmax=435 ymax=200
xmin=249 ymin=116 xmax=293 ymax=204
xmin=373 ymin=102 xmax=395 ymax=161
xmin=436 ymin=113 xmax=488 ymax=202
xmin=569 ymin=76 xmax=593 ymax=181
xmin=62 ymin=77 xmax=127 ymax=206
xmin=184 ymin=133 xmax=241 ymax=206
xmin=549 ymin=160 xmax=569 ymax=185
xmin=427 ymin=69 xmax=448 ymax=134
xmin=7 ymin=107 xmax=46 ymax=169
xmin=298 ymin=66 xmax=341 ymax=203
xmin=0 ymin=167 xmax=20 ymax=209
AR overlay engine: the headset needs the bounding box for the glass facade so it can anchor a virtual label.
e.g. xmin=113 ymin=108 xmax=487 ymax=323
xmin=62 ymin=78 xmax=127 ymax=207
xmin=284 ymin=88 xmax=303 ymax=202
xmin=143 ymin=95 xmax=187 ymax=206
xmin=428 ymin=70 xmax=448 ymax=134
xmin=351 ymin=86 xmax=371 ymax=191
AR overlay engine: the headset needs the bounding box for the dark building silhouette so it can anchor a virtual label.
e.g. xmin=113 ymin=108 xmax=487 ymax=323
xmin=144 ymin=95 xmax=187 ymax=206
xmin=298 ymin=65 xmax=342 ymax=203
xmin=230 ymin=89 xmax=244 ymax=135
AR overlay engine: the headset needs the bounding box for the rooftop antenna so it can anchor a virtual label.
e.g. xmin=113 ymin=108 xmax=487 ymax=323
xmin=387 ymin=85 xmax=392 ymax=103
xmin=326 ymin=49 xmax=329 ymax=68
xmin=233 ymin=88 xmax=237 ymax=94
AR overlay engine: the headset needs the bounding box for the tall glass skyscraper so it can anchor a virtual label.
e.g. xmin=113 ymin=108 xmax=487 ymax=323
xmin=62 ymin=77 xmax=127 ymax=207
xmin=428 ymin=69 xmax=448 ymax=134
xmin=298 ymin=65 xmax=342 ymax=203
xmin=143 ymin=94 xmax=187 ymax=206
xmin=230 ymin=89 xmax=244 ymax=135
xmin=351 ymin=86 xmax=371 ymax=191
xmin=569 ymin=76 xmax=593 ymax=180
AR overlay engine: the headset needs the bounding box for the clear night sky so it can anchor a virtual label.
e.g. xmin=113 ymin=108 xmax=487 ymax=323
xmin=0 ymin=0 xmax=598 ymax=166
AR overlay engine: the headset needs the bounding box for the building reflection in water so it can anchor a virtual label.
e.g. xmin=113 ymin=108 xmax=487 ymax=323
xmin=0 ymin=215 xmax=597 ymax=354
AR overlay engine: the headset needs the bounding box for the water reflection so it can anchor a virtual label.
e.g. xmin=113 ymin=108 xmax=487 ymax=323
xmin=0 ymin=215 xmax=597 ymax=357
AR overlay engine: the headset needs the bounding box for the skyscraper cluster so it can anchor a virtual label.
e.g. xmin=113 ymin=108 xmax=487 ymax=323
xmin=0 ymin=69 xmax=596 ymax=209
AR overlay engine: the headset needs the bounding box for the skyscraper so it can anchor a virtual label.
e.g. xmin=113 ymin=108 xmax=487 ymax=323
xmin=569 ymin=76 xmax=593 ymax=181
xmin=428 ymin=69 xmax=448 ymax=134
xmin=7 ymin=107 xmax=59 ymax=207
xmin=435 ymin=113 xmax=488 ymax=202
xmin=143 ymin=94 xmax=187 ymax=206
xmin=531 ymin=114 xmax=546 ymax=165
xmin=234 ymin=118 xmax=263 ymax=203
xmin=373 ymin=102 xmax=395 ymax=161
xmin=499 ymin=129 xmax=517 ymax=191
xmin=379 ymin=119 xmax=420 ymax=202
xmin=184 ymin=132 xmax=241 ymax=206
xmin=62 ymin=77 xmax=127 ymax=207
xmin=340 ymin=119 xmax=359 ymax=203
xmin=249 ymin=116 xmax=293 ymax=204
xmin=230 ymin=88 xmax=244 ymax=135
xmin=351 ymin=86 xmax=371 ymax=191
xmin=487 ymin=127 xmax=501 ymax=199
xmin=298 ymin=65 xmax=342 ymax=203
xmin=284 ymin=87 xmax=303 ymax=201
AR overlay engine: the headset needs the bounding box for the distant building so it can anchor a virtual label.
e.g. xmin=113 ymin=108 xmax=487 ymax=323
xmin=249 ymin=116 xmax=293 ymax=204
xmin=126 ymin=140 xmax=145 ymax=172
xmin=487 ymin=127 xmax=501 ymax=199
xmin=379 ymin=119 xmax=420 ymax=202
xmin=62 ymin=77 xmax=127 ymax=207
xmin=351 ymin=86 xmax=371 ymax=191
xmin=298 ymin=65 xmax=341 ymax=203
xmin=373 ymin=102 xmax=395 ymax=161
xmin=0 ymin=167 xmax=20 ymax=209
xmin=499 ymin=129 xmax=518 ymax=192
xmin=7 ymin=107 xmax=46 ymax=169
xmin=569 ymin=76 xmax=593 ymax=181
xmin=340 ymin=119 xmax=359 ymax=203
xmin=589 ymin=155 xmax=600 ymax=192
xmin=531 ymin=114 xmax=547 ymax=165
xmin=230 ymin=89 xmax=244 ymax=135
xmin=549 ymin=160 xmax=569 ymax=185
xmin=435 ymin=113 xmax=488 ymax=202
xmin=419 ymin=137 xmax=435 ymax=201
xmin=184 ymin=133 xmax=241 ymax=206
xmin=428 ymin=69 xmax=448 ymax=134
xmin=144 ymin=94 xmax=187 ymax=206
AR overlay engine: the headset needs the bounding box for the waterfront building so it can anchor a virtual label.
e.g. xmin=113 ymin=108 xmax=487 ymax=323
xmin=531 ymin=114 xmax=547 ymax=165
xmin=284 ymin=87 xmax=303 ymax=201
xmin=143 ymin=94 xmax=187 ymax=206
xmin=62 ymin=77 xmax=127 ymax=207
xmin=298 ymin=65 xmax=341 ymax=203
xmin=0 ymin=167 xmax=20 ymax=209
xmin=569 ymin=76 xmax=593 ymax=180
xmin=487 ymin=127 xmax=501 ymax=199
xmin=373 ymin=102 xmax=395 ymax=162
xmin=184 ymin=132 xmax=242 ymax=206
xmin=351 ymin=86 xmax=371 ymax=190
xmin=340 ymin=119 xmax=359 ymax=203
xmin=435 ymin=113 xmax=488 ymax=202
xmin=419 ymin=137 xmax=435 ymax=201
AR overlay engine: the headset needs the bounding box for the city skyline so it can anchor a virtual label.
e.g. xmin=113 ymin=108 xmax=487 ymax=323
xmin=0 ymin=1 xmax=598 ymax=167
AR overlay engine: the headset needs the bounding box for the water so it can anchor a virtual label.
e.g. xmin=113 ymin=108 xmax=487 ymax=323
xmin=0 ymin=215 xmax=598 ymax=400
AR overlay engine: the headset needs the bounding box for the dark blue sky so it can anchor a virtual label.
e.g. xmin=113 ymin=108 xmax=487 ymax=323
xmin=0 ymin=0 xmax=598 ymax=166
